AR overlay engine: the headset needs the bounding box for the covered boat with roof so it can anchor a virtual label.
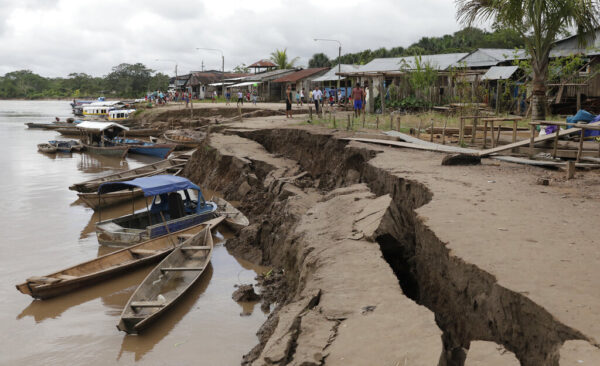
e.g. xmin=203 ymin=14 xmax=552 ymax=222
xmin=95 ymin=175 xmax=218 ymax=247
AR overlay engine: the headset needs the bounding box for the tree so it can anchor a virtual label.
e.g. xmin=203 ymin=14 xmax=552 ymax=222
xmin=270 ymin=48 xmax=299 ymax=69
xmin=456 ymin=0 xmax=599 ymax=120
xmin=233 ymin=64 xmax=250 ymax=73
xmin=308 ymin=53 xmax=331 ymax=68
xmin=105 ymin=63 xmax=154 ymax=96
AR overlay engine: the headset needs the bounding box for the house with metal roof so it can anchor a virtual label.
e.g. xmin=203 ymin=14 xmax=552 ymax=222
xmin=185 ymin=71 xmax=250 ymax=99
xmin=227 ymin=69 xmax=296 ymax=102
xmin=248 ymin=60 xmax=278 ymax=73
xmin=271 ymin=68 xmax=329 ymax=100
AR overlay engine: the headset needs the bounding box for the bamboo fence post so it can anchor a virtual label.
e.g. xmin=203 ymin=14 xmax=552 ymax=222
xmin=309 ymin=106 xmax=313 ymax=120
xmin=566 ymin=161 xmax=575 ymax=179
xmin=429 ymin=119 xmax=433 ymax=142
xmin=512 ymin=120 xmax=518 ymax=143
xmin=390 ymin=114 xmax=394 ymax=130
xmin=459 ymin=117 xmax=464 ymax=145
xmin=333 ymin=115 xmax=336 ymax=129
xmin=376 ymin=116 xmax=379 ymax=129
xmin=396 ymin=115 xmax=401 ymax=131
xmin=529 ymin=124 xmax=536 ymax=158
xmin=442 ymin=119 xmax=448 ymax=145
xmin=576 ymin=129 xmax=585 ymax=162
xmin=552 ymin=124 xmax=560 ymax=159
xmin=496 ymin=122 xmax=502 ymax=144
xmin=417 ymin=118 xmax=422 ymax=138
xmin=491 ymin=121 xmax=496 ymax=147
xmin=483 ymin=121 xmax=488 ymax=149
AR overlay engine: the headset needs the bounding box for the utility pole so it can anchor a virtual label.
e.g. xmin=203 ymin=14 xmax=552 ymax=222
xmin=197 ymin=48 xmax=225 ymax=100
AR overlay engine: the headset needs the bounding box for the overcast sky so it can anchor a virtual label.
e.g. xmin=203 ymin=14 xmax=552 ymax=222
xmin=0 ymin=0 xmax=470 ymax=78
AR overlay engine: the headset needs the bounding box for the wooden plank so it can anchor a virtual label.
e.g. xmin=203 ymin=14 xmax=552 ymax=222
xmin=131 ymin=301 xmax=166 ymax=308
xmin=130 ymin=249 xmax=160 ymax=256
xmin=55 ymin=274 xmax=78 ymax=281
xmin=479 ymin=121 xmax=600 ymax=157
xmin=180 ymin=246 xmax=211 ymax=250
xmin=345 ymin=137 xmax=478 ymax=154
xmin=160 ymin=267 xmax=204 ymax=272
xmin=26 ymin=276 xmax=61 ymax=284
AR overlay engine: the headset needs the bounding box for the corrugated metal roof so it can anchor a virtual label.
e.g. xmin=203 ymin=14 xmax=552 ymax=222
xmin=460 ymin=48 xmax=527 ymax=67
xmin=551 ymin=29 xmax=600 ymax=57
xmin=481 ymin=66 xmax=519 ymax=80
xmin=361 ymin=53 xmax=468 ymax=72
xmin=312 ymin=64 xmax=362 ymax=81
xmin=241 ymin=69 xmax=295 ymax=81
xmin=271 ymin=68 xmax=329 ymax=83
xmin=249 ymin=59 xmax=277 ymax=68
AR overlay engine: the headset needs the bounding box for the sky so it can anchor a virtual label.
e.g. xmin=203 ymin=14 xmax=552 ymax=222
xmin=0 ymin=0 xmax=469 ymax=78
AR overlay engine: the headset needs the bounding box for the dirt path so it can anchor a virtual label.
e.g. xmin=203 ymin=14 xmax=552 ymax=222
xmin=181 ymin=113 xmax=600 ymax=365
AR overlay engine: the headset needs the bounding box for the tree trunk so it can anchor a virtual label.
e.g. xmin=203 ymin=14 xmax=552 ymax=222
xmin=531 ymin=54 xmax=549 ymax=121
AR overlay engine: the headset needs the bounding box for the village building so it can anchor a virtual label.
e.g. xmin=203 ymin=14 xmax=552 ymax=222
xmin=184 ymin=71 xmax=250 ymax=99
xmin=229 ymin=69 xmax=296 ymax=102
xmin=271 ymin=68 xmax=330 ymax=100
xmin=248 ymin=60 xmax=278 ymax=74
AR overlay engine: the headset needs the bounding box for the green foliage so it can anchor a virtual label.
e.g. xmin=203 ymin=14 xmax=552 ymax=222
xmin=270 ymin=48 xmax=299 ymax=69
xmin=308 ymin=53 xmax=332 ymax=68
xmin=233 ymin=64 xmax=250 ymax=73
xmin=335 ymin=27 xmax=525 ymax=65
xmin=0 ymin=63 xmax=168 ymax=99
xmin=386 ymin=96 xmax=432 ymax=110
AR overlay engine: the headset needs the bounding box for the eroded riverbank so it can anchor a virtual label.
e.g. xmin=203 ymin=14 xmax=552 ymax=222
xmin=182 ymin=123 xmax=600 ymax=365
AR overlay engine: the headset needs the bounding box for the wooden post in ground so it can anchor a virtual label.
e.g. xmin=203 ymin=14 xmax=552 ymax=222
xmin=577 ymin=91 xmax=582 ymax=111
xmin=459 ymin=117 xmax=464 ymax=145
xmin=552 ymin=124 xmax=560 ymax=158
xmin=417 ymin=118 xmax=422 ymax=139
xmin=430 ymin=119 xmax=434 ymax=142
xmin=347 ymin=114 xmax=351 ymax=131
xmin=390 ymin=114 xmax=394 ymax=130
xmin=333 ymin=115 xmax=336 ymax=128
xmin=529 ymin=124 xmax=536 ymax=158
xmin=566 ymin=161 xmax=576 ymax=179
xmin=362 ymin=112 xmax=366 ymax=127
xmin=491 ymin=121 xmax=496 ymax=147
xmin=512 ymin=120 xmax=518 ymax=143
xmin=238 ymin=105 xmax=243 ymax=122
xmin=442 ymin=119 xmax=448 ymax=145
xmin=376 ymin=116 xmax=379 ymax=129
xmin=397 ymin=115 xmax=401 ymax=131
xmin=496 ymin=122 xmax=502 ymax=145
xmin=576 ymin=131 xmax=585 ymax=162
xmin=483 ymin=121 xmax=488 ymax=149
xmin=309 ymin=106 xmax=313 ymax=120
xmin=471 ymin=109 xmax=479 ymax=144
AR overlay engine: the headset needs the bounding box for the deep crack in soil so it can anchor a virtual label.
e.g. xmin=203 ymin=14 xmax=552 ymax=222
xmin=183 ymin=127 xmax=597 ymax=366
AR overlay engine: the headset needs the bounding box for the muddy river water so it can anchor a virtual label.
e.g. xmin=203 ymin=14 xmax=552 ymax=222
xmin=0 ymin=100 xmax=267 ymax=365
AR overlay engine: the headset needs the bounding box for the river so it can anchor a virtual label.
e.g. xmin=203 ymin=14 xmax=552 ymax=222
xmin=0 ymin=100 xmax=267 ymax=365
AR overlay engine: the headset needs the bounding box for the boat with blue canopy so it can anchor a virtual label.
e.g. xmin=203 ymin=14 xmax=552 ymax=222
xmin=112 ymin=137 xmax=175 ymax=159
xmin=95 ymin=175 xmax=218 ymax=247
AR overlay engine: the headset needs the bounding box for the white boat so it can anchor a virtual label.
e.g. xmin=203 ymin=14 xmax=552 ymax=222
xmin=108 ymin=109 xmax=136 ymax=121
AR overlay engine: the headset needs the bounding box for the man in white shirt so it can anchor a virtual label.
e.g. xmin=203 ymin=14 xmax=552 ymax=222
xmin=312 ymin=86 xmax=323 ymax=115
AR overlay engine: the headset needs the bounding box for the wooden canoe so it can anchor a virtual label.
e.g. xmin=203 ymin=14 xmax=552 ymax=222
xmin=15 ymin=216 xmax=224 ymax=300
xmin=78 ymin=188 xmax=145 ymax=210
xmin=213 ymin=197 xmax=249 ymax=233
xmin=117 ymin=224 xmax=215 ymax=334
xmin=163 ymin=132 xmax=203 ymax=149
xmin=69 ymin=157 xmax=188 ymax=193
xmin=83 ymin=144 xmax=129 ymax=159
xmin=37 ymin=143 xmax=57 ymax=153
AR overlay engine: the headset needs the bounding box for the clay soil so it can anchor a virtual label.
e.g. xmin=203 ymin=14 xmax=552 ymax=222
xmin=178 ymin=105 xmax=600 ymax=365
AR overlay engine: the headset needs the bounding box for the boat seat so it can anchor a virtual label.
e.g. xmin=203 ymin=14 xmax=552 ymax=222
xmin=55 ymin=274 xmax=78 ymax=281
xmin=26 ymin=276 xmax=61 ymax=284
xmin=130 ymin=248 xmax=160 ymax=256
xmin=181 ymin=246 xmax=210 ymax=250
xmin=130 ymin=301 xmax=166 ymax=308
xmin=160 ymin=267 xmax=204 ymax=272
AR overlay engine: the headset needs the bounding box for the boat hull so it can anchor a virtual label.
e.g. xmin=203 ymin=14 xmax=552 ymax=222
xmin=16 ymin=217 xmax=224 ymax=300
xmin=213 ymin=197 xmax=249 ymax=233
xmin=84 ymin=145 xmax=129 ymax=158
xmin=96 ymin=209 xmax=218 ymax=247
xmin=78 ymin=188 xmax=144 ymax=210
xmin=128 ymin=145 xmax=174 ymax=159
xmin=117 ymin=225 xmax=215 ymax=334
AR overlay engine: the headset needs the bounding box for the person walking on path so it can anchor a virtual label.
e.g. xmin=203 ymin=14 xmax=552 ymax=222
xmin=312 ymin=86 xmax=323 ymax=116
xmin=295 ymin=90 xmax=301 ymax=107
xmin=226 ymin=91 xmax=231 ymax=105
xmin=300 ymin=88 xmax=305 ymax=106
xmin=352 ymin=83 xmax=365 ymax=117
xmin=285 ymin=85 xmax=293 ymax=118
xmin=237 ymin=91 xmax=244 ymax=106
xmin=252 ymin=90 xmax=257 ymax=105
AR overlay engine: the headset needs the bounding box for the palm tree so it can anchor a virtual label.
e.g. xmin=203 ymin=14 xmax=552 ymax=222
xmin=270 ymin=48 xmax=299 ymax=69
xmin=309 ymin=53 xmax=331 ymax=68
xmin=456 ymin=0 xmax=599 ymax=120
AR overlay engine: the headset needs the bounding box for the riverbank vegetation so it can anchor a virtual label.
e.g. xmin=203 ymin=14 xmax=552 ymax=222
xmin=0 ymin=63 xmax=169 ymax=99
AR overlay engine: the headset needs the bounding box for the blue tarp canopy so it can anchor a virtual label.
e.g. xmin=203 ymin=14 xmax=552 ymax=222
xmin=98 ymin=175 xmax=202 ymax=197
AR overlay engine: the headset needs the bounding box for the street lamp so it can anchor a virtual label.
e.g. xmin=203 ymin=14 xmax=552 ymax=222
xmin=314 ymin=38 xmax=342 ymax=99
xmin=196 ymin=47 xmax=225 ymax=100
xmin=155 ymin=59 xmax=178 ymax=91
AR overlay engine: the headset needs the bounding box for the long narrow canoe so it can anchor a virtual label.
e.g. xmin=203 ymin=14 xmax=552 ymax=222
xmin=213 ymin=197 xmax=249 ymax=233
xmin=69 ymin=157 xmax=187 ymax=193
xmin=117 ymin=224 xmax=215 ymax=334
xmin=16 ymin=216 xmax=224 ymax=300
xmin=84 ymin=144 xmax=129 ymax=159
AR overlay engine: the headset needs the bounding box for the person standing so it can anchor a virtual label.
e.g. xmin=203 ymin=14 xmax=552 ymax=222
xmin=295 ymin=90 xmax=301 ymax=107
xmin=285 ymin=85 xmax=293 ymax=118
xmin=237 ymin=90 xmax=244 ymax=106
xmin=352 ymin=82 xmax=365 ymax=117
xmin=252 ymin=90 xmax=257 ymax=105
xmin=312 ymin=86 xmax=323 ymax=116
xmin=226 ymin=90 xmax=231 ymax=105
xmin=300 ymin=88 xmax=305 ymax=106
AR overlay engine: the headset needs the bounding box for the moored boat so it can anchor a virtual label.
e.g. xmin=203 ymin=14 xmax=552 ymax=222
xmin=113 ymin=137 xmax=175 ymax=159
xmin=48 ymin=140 xmax=83 ymax=153
xmin=15 ymin=217 xmax=224 ymax=300
xmin=77 ymin=121 xmax=131 ymax=158
xmin=69 ymin=157 xmax=187 ymax=193
xmin=213 ymin=197 xmax=249 ymax=233
xmin=78 ymin=188 xmax=145 ymax=210
xmin=107 ymin=109 xmax=136 ymax=121
xmin=117 ymin=225 xmax=215 ymax=334
xmin=95 ymin=175 xmax=218 ymax=247
xmin=163 ymin=132 xmax=203 ymax=149
xmin=37 ymin=143 xmax=57 ymax=153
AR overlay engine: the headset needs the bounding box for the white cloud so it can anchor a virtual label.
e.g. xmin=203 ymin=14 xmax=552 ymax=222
xmin=0 ymin=0 xmax=465 ymax=77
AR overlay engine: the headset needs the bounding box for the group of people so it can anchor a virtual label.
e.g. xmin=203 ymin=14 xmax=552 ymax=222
xmin=285 ymin=83 xmax=366 ymax=118
xmin=227 ymin=90 xmax=258 ymax=106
